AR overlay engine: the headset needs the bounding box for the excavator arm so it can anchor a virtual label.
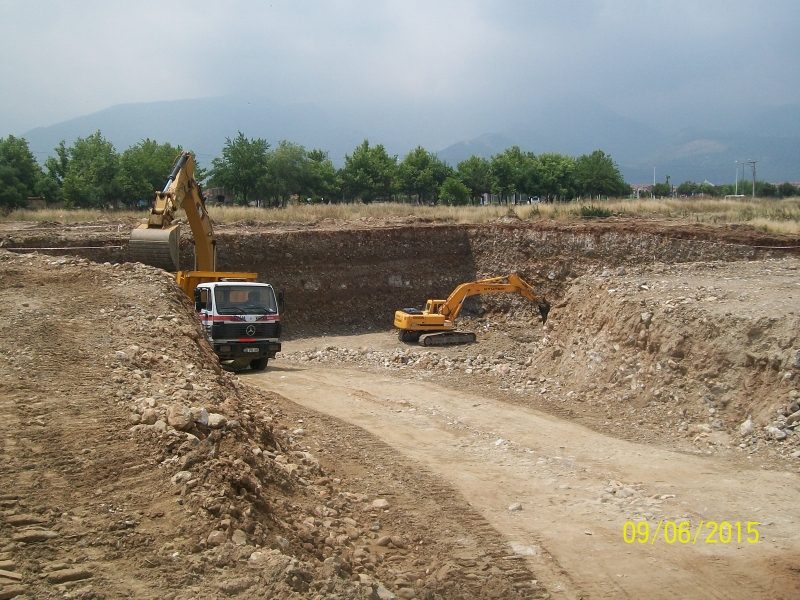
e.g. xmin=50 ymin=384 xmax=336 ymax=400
xmin=130 ymin=152 xmax=216 ymax=272
xmin=438 ymin=273 xmax=549 ymax=323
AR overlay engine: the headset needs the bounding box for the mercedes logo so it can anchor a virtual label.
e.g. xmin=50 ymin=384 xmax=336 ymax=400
xmin=246 ymin=325 xmax=256 ymax=336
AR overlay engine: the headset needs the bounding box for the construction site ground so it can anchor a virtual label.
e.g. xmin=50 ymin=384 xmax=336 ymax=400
xmin=1 ymin=216 xmax=799 ymax=599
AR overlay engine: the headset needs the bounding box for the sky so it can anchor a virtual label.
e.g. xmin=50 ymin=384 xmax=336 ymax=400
xmin=1 ymin=0 xmax=799 ymax=141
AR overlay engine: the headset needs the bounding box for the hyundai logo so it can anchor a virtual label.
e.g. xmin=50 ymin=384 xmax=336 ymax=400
xmin=246 ymin=325 xmax=256 ymax=336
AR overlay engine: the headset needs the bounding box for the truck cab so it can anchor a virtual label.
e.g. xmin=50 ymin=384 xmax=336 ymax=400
xmin=194 ymin=281 xmax=282 ymax=371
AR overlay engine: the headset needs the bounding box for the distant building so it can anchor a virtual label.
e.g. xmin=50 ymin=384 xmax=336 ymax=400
xmin=26 ymin=196 xmax=47 ymax=210
xmin=203 ymin=187 xmax=235 ymax=206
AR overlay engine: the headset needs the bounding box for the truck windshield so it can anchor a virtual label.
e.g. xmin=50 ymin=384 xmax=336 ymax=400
xmin=214 ymin=286 xmax=278 ymax=315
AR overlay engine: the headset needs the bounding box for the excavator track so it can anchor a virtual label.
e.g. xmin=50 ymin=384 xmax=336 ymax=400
xmin=418 ymin=331 xmax=477 ymax=346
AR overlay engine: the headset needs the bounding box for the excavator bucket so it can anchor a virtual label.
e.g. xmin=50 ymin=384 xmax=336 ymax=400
xmin=129 ymin=224 xmax=180 ymax=271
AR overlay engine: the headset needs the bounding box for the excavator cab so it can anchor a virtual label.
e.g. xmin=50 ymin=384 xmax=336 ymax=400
xmin=425 ymin=300 xmax=446 ymax=315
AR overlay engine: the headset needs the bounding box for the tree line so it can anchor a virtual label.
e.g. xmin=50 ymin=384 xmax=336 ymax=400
xmin=1 ymin=130 xmax=633 ymax=211
xmin=647 ymin=177 xmax=798 ymax=199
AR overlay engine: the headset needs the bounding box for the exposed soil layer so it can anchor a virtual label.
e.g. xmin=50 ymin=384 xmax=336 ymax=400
xmin=1 ymin=217 xmax=798 ymax=337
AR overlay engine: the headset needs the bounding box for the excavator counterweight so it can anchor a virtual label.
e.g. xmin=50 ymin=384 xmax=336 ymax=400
xmin=394 ymin=274 xmax=549 ymax=346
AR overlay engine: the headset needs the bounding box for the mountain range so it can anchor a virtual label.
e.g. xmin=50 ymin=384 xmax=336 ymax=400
xmin=21 ymin=97 xmax=800 ymax=185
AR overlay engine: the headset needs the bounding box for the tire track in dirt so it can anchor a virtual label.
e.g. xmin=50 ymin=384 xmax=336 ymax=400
xmin=254 ymin=363 xmax=800 ymax=599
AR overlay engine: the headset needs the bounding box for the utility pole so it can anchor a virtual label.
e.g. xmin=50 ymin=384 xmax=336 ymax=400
xmin=747 ymin=160 xmax=757 ymax=197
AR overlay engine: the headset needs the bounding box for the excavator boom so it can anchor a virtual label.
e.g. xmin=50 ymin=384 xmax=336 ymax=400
xmin=130 ymin=152 xmax=216 ymax=272
xmin=394 ymin=273 xmax=549 ymax=346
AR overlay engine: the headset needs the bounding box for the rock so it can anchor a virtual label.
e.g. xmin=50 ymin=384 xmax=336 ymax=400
xmin=739 ymin=419 xmax=754 ymax=436
xmin=509 ymin=503 xmax=522 ymax=511
xmin=641 ymin=312 xmax=652 ymax=327
xmin=766 ymin=426 xmax=787 ymax=441
xmin=129 ymin=413 xmax=141 ymax=425
xmin=372 ymin=498 xmax=390 ymax=509
xmin=152 ymin=419 xmax=167 ymax=432
xmin=191 ymin=406 xmax=209 ymax=426
xmin=208 ymin=413 xmax=227 ymax=429
xmin=274 ymin=536 xmax=290 ymax=550
xmin=397 ymin=588 xmax=417 ymax=599
xmin=45 ymin=567 xmax=93 ymax=584
xmin=786 ymin=410 xmax=800 ymax=426
xmin=217 ymin=577 xmax=256 ymax=595
xmin=4 ymin=514 xmax=46 ymax=526
xmin=791 ymin=450 xmax=800 ymax=459
xmin=207 ymin=530 xmax=227 ymax=546
xmin=390 ymin=536 xmax=406 ymax=549
xmin=11 ymin=529 xmax=58 ymax=542
xmin=0 ymin=585 xmax=27 ymax=599
xmin=170 ymin=471 xmax=193 ymax=486
xmin=140 ymin=408 xmax=158 ymax=425
xmin=376 ymin=585 xmax=398 ymax=600
xmin=167 ymin=404 xmax=194 ymax=431
xmin=231 ymin=529 xmax=247 ymax=545
xmin=376 ymin=535 xmax=392 ymax=546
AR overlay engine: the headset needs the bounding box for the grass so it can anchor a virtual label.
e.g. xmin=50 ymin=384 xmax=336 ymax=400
xmin=2 ymin=197 xmax=800 ymax=235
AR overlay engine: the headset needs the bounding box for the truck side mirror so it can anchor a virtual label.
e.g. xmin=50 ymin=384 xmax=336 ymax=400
xmin=278 ymin=290 xmax=285 ymax=312
xmin=194 ymin=289 xmax=210 ymax=312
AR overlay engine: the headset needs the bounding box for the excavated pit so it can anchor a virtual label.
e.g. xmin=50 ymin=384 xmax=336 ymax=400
xmin=2 ymin=220 xmax=787 ymax=335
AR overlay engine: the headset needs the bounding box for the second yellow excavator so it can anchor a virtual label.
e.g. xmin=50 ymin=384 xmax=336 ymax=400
xmin=394 ymin=273 xmax=550 ymax=346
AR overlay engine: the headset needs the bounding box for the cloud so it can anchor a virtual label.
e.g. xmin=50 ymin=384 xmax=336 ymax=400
xmin=1 ymin=0 xmax=798 ymax=137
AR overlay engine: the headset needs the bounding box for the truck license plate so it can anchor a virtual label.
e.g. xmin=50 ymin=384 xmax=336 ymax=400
xmin=243 ymin=347 xmax=259 ymax=353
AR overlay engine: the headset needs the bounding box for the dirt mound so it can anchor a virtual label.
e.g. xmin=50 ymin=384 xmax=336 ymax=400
xmin=0 ymin=250 xmax=544 ymax=599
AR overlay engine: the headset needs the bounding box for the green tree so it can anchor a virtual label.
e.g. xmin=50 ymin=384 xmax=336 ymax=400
xmin=341 ymin=140 xmax=397 ymax=203
xmin=456 ymin=156 xmax=494 ymax=203
xmin=53 ymin=131 xmax=120 ymax=208
xmin=396 ymin=146 xmax=453 ymax=204
xmin=301 ymin=149 xmax=340 ymax=203
xmin=209 ymin=132 xmax=270 ymax=205
xmin=490 ymin=147 xmax=540 ymax=203
xmin=0 ymin=135 xmax=44 ymax=211
xmin=537 ymin=152 xmax=576 ymax=201
xmin=118 ymin=139 xmax=183 ymax=207
xmin=264 ymin=140 xmax=306 ymax=207
xmin=652 ymin=177 xmax=671 ymax=198
xmin=778 ymin=182 xmax=798 ymax=198
xmin=759 ymin=182 xmax=777 ymax=197
xmin=574 ymin=150 xmax=629 ymax=198
xmin=439 ymin=176 xmax=471 ymax=206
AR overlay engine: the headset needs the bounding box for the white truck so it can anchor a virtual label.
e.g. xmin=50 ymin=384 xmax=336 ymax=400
xmin=194 ymin=281 xmax=283 ymax=371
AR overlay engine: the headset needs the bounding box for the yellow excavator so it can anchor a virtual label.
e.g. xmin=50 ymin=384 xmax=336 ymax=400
xmin=394 ymin=273 xmax=550 ymax=346
xmin=130 ymin=152 xmax=282 ymax=370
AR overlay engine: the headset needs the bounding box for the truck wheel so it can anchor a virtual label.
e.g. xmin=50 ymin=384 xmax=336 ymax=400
xmin=250 ymin=357 xmax=268 ymax=371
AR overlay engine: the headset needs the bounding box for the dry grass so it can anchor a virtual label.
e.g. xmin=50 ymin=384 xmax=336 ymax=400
xmin=2 ymin=197 xmax=799 ymax=235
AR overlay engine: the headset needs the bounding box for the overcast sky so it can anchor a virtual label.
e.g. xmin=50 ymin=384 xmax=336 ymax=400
xmin=1 ymin=0 xmax=798 ymax=138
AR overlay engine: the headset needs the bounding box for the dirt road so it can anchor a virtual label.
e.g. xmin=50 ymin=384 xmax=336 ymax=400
xmin=253 ymin=343 xmax=800 ymax=599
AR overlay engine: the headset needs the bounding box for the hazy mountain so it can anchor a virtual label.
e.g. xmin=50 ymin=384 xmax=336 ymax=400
xmin=22 ymin=96 xmax=369 ymax=169
xmin=438 ymin=102 xmax=800 ymax=184
xmin=22 ymin=96 xmax=800 ymax=184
